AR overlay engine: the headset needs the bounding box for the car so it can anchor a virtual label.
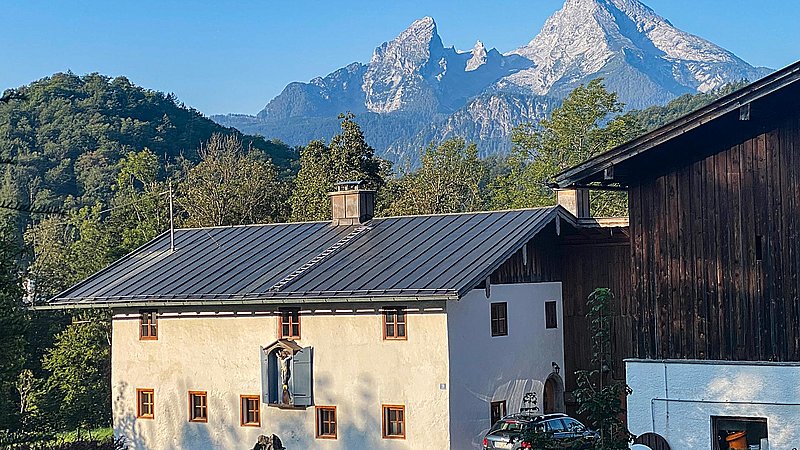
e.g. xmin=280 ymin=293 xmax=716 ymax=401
xmin=482 ymin=413 xmax=598 ymax=449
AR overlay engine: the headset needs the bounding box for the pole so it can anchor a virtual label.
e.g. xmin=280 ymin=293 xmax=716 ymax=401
xmin=169 ymin=183 xmax=175 ymax=253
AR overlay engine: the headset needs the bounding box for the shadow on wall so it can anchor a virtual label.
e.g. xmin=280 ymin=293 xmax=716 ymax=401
xmin=113 ymin=382 xmax=144 ymax=449
xmin=114 ymin=379 xmax=241 ymax=450
xmin=272 ymin=373 xmax=383 ymax=449
xmin=114 ymin=373 xmax=390 ymax=449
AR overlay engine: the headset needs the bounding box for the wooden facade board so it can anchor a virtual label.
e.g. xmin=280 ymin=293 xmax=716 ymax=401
xmin=627 ymin=112 xmax=800 ymax=362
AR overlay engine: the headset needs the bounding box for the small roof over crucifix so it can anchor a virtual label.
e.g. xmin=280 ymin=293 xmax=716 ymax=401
xmin=263 ymin=339 xmax=303 ymax=354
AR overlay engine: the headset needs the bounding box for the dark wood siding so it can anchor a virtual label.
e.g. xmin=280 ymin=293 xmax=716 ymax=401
xmin=490 ymin=222 xmax=562 ymax=285
xmin=560 ymin=242 xmax=631 ymax=389
xmin=629 ymin=113 xmax=800 ymax=362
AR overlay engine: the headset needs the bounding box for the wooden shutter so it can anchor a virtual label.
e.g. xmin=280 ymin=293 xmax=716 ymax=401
xmin=291 ymin=347 xmax=313 ymax=407
xmin=260 ymin=347 xmax=271 ymax=404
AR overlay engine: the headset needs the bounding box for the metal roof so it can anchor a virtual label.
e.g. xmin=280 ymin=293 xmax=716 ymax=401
xmin=553 ymin=60 xmax=800 ymax=188
xmin=45 ymin=207 xmax=568 ymax=309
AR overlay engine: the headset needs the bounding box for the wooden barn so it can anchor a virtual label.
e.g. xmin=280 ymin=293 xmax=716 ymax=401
xmin=555 ymin=60 xmax=800 ymax=450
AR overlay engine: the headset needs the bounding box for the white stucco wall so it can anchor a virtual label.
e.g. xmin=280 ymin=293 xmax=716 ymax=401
xmin=446 ymin=282 xmax=565 ymax=450
xmin=627 ymin=359 xmax=800 ymax=449
xmin=111 ymin=303 xmax=451 ymax=450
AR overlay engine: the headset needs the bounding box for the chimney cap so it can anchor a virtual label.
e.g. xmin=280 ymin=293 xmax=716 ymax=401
xmin=335 ymin=180 xmax=364 ymax=191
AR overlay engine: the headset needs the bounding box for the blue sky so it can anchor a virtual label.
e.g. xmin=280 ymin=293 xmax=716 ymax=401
xmin=1 ymin=1 xmax=797 ymax=115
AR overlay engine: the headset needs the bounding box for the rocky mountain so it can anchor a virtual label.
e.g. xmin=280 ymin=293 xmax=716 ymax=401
xmin=213 ymin=0 xmax=771 ymax=165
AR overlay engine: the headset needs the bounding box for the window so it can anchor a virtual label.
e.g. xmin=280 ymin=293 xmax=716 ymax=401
xmin=490 ymin=400 xmax=506 ymax=425
xmin=188 ymin=391 xmax=208 ymax=422
xmin=545 ymin=301 xmax=558 ymax=329
xmin=136 ymin=389 xmax=154 ymax=419
xmin=316 ymin=406 xmax=337 ymax=439
xmin=140 ymin=310 xmax=158 ymax=340
xmin=545 ymin=418 xmax=566 ymax=432
xmin=383 ymin=308 xmax=407 ymax=340
xmin=712 ymin=416 xmax=767 ymax=450
xmin=562 ymin=418 xmax=587 ymax=432
xmin=240 ymin=395 xmax=260 ymax=427
xmin=490 ymin=302 xmax=508 ymax=337
xmin=279 ymin=308 xmax=300 ymax=339
xmin=382 ymin=405 xmax=405 ymax=439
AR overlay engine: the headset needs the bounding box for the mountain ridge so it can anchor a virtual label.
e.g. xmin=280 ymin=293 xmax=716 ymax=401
xmin=213 ymin=0 xmax=771 ymax=164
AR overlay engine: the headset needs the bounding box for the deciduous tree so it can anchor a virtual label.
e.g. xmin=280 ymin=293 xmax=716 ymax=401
xmin=177 ymin=134 xmax=286 ymax=227
xmin=381 ymin=138 xmax=485 ymax=216
xmin=488 ymin=79 xmax=642 ymax=216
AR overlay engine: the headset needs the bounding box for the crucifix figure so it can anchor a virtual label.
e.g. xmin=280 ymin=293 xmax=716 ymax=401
xmin=278 ymin=349 xmax=293 ymax=405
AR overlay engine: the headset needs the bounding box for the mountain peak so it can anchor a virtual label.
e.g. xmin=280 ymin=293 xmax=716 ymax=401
xmin=466 ymin=40 xmax=488 ymax=72
xmin=503 ymin=0 xmax=768 ymax=101
xmin=399 ymin=16 xmax=438 ymax=42
xmin=362 ymin=17 xmax=445 ymax=114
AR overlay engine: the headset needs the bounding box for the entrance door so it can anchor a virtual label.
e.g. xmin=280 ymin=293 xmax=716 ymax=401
xmin=543 ymin=373 xmax=565 ymax=414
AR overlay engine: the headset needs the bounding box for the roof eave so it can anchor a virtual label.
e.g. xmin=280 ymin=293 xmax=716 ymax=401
xmin=32 ymin=293 xmax=460 ymax=311
xmin=455 ymin=206 xmax=576 ymax=298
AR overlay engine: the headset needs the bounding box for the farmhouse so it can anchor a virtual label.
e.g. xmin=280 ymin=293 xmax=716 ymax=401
xmin=555 ymin=60 xmax=800 ymax=449
xmin=44 ymin=181 xmax=626 ymax=449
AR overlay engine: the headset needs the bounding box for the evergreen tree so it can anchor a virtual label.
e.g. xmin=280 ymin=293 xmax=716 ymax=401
xmin=290 ymin=113 xmax=387 ymax=222
xmin=0 ymin=224 xmax=25 ymax=430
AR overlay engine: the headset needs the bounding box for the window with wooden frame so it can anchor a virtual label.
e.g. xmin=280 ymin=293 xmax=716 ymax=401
xmin=490 ymin=302 xmax=508 ymax=337
xmin=382 ymin=405 xmax=405 ymax=439
xmin=315 ymin=406 xmax=337 ymax=439
xmin=139 ymin=310 xmax=158 ymax=340
xmin=279 ymin=308 xmax=301 ymax=339
xmin=490 ymin=400 xmax=506 ymax=425
xmin=188 ymin=391 xmax=208 ymax=422
xmin=136 ymin=389 xmax=154 ymax=419
xmin=545 ymin=301 xmax=558 ymax=329
xmin=383 ymin=307 xmax=407 ymax=340
xmin=240 ymin=395 xmax=260 ymax=427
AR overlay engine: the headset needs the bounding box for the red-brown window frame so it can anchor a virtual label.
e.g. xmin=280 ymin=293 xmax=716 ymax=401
xmin=188 ymin=391 xmax=208 ymax=423
xmin=383 ymin=307 xmax=407 ymax=340
xmin=382 ymin=404 xmax=406 ymax=439
xmin=278 ymin=308 xmax=301 ymax=339
xmin=315 ymin=406 xmax=337 ymax=439
xmin=136 ymin=388 xmax=154 ymax=419
xmin=139 ymin=310 xmax=158 ymax=340
xmin=240 ymin=395 xmax=261 ymax=427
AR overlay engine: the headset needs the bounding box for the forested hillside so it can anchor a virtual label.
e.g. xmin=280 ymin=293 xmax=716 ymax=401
xmin=0 ymin=73 xmax=297 ymax=217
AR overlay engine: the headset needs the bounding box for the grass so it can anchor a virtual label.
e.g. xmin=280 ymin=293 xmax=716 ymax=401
xmin=55 ymin=428 xmax=113 ymax=443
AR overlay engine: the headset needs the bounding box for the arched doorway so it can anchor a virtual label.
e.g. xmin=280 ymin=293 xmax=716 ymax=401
xmin=543 ymin=372 xmax=565 ymax=414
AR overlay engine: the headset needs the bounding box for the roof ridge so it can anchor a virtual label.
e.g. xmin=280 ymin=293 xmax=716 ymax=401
xmin=373 ymin=206 xmax=558 ymax=221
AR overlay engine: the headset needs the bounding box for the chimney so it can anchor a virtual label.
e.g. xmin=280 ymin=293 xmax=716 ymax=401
xmin=329 ymin=181 xmax=375 ymax=226
xmin=555 ymin=187 xmax=590 ymax=218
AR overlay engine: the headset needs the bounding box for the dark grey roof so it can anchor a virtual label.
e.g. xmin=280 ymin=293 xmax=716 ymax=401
xmin=46 ymin=207 xmax=568 ymax=309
